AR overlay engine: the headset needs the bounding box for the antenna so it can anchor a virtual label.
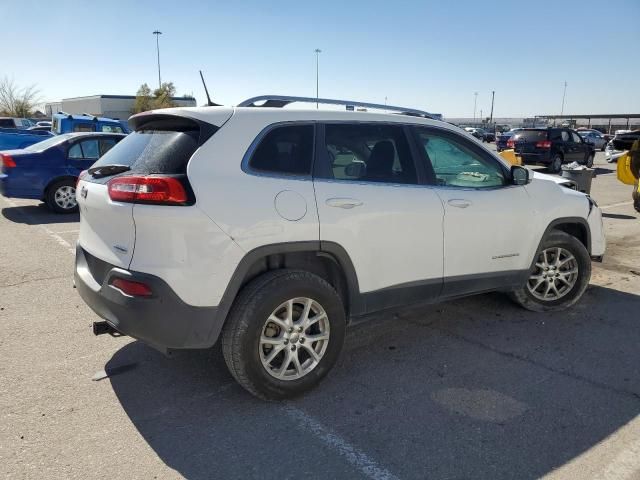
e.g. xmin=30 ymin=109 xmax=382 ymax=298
xmin=199 ymin=70 xmax=221 ymax=106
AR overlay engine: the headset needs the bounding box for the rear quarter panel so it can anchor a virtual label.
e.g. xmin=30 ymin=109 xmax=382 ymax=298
xmin=2 ymin=147 xmax=73 ymax=198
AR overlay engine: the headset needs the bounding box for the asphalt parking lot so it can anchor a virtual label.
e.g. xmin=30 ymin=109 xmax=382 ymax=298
xmin=1 ymin=150 xmax=639 ymax=480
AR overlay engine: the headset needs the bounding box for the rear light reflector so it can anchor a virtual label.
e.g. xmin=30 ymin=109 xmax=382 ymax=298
xmin=110 ymin=278 xmax=153 ymax=297
xmin=1 ymin=153 xmax=16 ymax=168
xmin=536 ymin=140 xmax=552 ymax=149
xmin=76 ymin=170 xmax=88 ymax=188
xmin=108 ymin=176 xmax=188 ymax=205
xmin=506 ymin=139 xmax=515 ymax=148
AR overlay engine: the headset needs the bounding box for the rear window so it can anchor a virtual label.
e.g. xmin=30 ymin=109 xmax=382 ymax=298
xmin=513 ymin=130 xmax=548 ymax=142
xmin=90 ymin=129 xmax=200 ymax=174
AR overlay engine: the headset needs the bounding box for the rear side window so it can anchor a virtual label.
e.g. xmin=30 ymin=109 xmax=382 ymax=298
xmin=249 ymin=125 xmax=314 ymax=176
xmin=323 ymin=123 xmax=417 ymax=184
xmin=513 ymin=130 xmax=547 ymax=142
xmin=90 ymin=123 xmax=207 ymax=175
xmin=0 ymin=119 xmax=15 ymax=128
xmin=74 ymin=123 xmax=96 ymax=132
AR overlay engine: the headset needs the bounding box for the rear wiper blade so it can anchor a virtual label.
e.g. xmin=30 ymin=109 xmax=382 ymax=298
xmin=88 ymin=164 xmax=131 ymax=178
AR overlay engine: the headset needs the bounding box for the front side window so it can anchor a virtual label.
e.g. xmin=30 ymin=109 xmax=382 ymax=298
xmin=571 ymin=132 xmax=582 ymax=143
xmin=414 ymin=128 xmax=506 ymax=188
xmin=99 ymin=138 xmax=117 ymax=156
xmin=67 ymin=139 xmax=100 ymax=159
xmin=249 ymin=125 xmax=314 ymax=176
xmin=323 ymin=123 xmax=417 ymax=184
xmin=80 ymin=139 xmax=100 ymax=159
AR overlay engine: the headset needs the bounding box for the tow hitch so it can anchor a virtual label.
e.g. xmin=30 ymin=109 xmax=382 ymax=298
xmin=93 ymin=321 xmax=122 ymax=337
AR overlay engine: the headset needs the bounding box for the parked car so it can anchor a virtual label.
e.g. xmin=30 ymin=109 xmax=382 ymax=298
xmin=577 ymin=129 xmax=607 ymax=151
xmin=483 ymin=130 xmax=495 ymax=142
xmin=605 ymin=130 xmax=640 ymax=163
xmin=507 ymin=127 xmax=595 ymax=173
xmin=0 ymin=132 xmax=125 ymax=213
xmin=496 ymin=129 xmax=523 ymax=152
xmin=73 ymin=96 xmax=605 ymax=400
xmin=0 ymin=128 xmax=54 ymax=150
xmin=0 ymin=117 xmax=35 ymax=129
xmin=51 ymin=113 xmax=130 ymax=135
xmin=28 ymin=125 xmax=52 ymax=132
xmin=464 ymin=127 xmax=485 ymax=141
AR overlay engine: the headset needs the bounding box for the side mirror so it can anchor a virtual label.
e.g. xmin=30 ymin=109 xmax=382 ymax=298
xmin=511 ymin=165 xmax=531 ymax=185
xmin=345 ymin=161 xmax=366 ymax=178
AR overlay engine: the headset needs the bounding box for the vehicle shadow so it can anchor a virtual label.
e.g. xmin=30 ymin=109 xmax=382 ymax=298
xmin=107 ymin=285 xmax=640 ymax=480
xmin=602 ymin=212 xmax=637 ymax=220
xmin=1 ymin=204 xmax=78 ymax=224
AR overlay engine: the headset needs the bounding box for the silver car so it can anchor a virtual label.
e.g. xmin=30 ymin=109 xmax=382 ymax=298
xmin=578 ymin=130 xmax=607 ymax=151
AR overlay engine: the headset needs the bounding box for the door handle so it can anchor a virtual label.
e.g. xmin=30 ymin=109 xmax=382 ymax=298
xmin=326 ymin=197 xmax=363 ymax=209
xmin=448 ymin=199 xmax=472 ymax=208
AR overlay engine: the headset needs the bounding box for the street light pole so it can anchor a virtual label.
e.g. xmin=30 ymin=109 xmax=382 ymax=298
xmin=153 ymin=30 xmax=162 ymax=90
xmin=314 ymin=49 xmax=321 ymax=109
xmin=560 ymin=81 xmax=567 ymax=116
xmin=473 ymin=92 xmax=478 ymax=122
xmin=489 ymin=90 xmax=495 ymax=127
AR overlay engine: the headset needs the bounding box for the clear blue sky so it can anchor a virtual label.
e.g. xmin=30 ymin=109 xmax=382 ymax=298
xmin=2 ymin=0 xmax=639 ymax=117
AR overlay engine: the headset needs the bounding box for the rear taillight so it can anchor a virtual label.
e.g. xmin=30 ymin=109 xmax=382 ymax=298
xmin=1 ymin=153 xmax=16 ymax=168
xmin=76 ymin=170 xmax=88 ymax=188
xmin=536 ymin=140 xmax=552 ymax=149
xmin=506 ymin=139 xmax=515 ymax=148
xmin=107 ymin=176 xmax=188 ymax=205
xmin=110 ymin=278 xmax=153 ymax=297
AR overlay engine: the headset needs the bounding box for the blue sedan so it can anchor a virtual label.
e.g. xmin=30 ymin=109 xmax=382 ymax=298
xmin=0 ymin=132 xmax=125 ymax=213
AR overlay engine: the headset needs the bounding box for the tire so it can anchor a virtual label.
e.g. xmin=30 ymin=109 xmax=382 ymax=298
xmin=45 ymin=179 xmax=78 ymax=214
xmin=549 ymin=154 xmax=563 ymax=174
xmin=222 ymin=269 xmax=346 ymax=400
xmin=509 ymin=230 xmax=591 ymax=312
xmin=585 ymin=153 xmax=594 ymax=168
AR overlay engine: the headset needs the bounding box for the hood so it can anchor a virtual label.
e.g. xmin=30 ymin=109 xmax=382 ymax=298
xmin=532 ymin=170 xmax=573 ymax=185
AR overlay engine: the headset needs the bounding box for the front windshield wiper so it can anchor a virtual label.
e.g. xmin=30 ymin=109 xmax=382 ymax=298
xmin=88 ymin=164 xmax=131 ymax=178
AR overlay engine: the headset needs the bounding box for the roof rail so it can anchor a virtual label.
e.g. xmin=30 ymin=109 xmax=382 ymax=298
xmin=237 ymin=95 xmax=439 ymax=120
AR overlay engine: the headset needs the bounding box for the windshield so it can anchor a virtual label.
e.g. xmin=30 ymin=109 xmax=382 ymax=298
xmin=23 ymin=134 xmax=73 ymax=152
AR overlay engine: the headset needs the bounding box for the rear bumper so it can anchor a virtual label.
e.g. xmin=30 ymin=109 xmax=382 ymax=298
xmin=519 ymin=152 xmax=552 ymax=165
xmin=74 ymin=244 xmax=221 ymax=352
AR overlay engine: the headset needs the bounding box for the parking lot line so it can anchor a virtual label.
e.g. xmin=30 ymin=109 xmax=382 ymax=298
xmin=285 ymin=405 xmax=399 ymax=480
xmin=0 ymin=196 xmax=75 ymax=255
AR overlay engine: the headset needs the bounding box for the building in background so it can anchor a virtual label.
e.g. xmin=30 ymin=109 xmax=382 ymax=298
xmin=44 ymin=94 xmax=197 ymax=120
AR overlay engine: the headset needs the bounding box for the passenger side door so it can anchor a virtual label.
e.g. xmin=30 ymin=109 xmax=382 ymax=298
xmin=411 ymin=126 xmax=536 ymax=297
xmin=313 ymin=123 xmax=444 ymax=313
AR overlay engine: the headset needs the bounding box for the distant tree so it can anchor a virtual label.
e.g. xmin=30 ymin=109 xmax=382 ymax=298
xmin=0 ymin=77 xmax=40 ymax=117
xmin=133 ymin=83 xmax=153 ymax=113
xmin=132 ymin=81 xmax=177 ymax=113
xmin=152 ymin=82 xmax=176 ymax=109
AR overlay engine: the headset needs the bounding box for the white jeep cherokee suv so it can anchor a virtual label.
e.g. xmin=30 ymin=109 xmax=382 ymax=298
xmin=75 ymin=96 xmax=606 ymax=400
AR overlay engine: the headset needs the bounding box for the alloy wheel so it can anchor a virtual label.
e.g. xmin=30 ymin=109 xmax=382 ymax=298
xmin=54 ymin=185 xmax=77 ymax=210
xmin=259 ymin=297 xmax=330 ymax=381
xmin=527 ymin=247 xmax=579 ymax=301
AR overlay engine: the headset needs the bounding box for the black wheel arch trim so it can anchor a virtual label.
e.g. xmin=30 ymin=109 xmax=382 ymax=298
xmin=530 ymin=217 xmax=592 ymax=269
xmin=213 ymin=241 xmax=363 ymax=336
